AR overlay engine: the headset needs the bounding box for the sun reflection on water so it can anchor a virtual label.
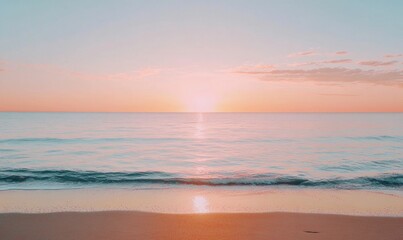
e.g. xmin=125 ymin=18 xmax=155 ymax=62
xmin=194 ymin=113 xmax=205 ymax=139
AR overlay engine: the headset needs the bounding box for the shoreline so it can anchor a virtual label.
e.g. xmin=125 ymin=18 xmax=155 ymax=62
xmin=1 ymin=211 xmax=402 ymax=240
xmin=1 ymin=188 xmax=402 ymax=216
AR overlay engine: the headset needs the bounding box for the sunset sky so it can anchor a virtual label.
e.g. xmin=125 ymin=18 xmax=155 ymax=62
xmin=0 ymin=0 xmax=402 ymax=112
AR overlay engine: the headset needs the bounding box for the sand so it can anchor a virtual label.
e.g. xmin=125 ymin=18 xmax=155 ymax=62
xmin=0 ymin=211 xmax=402 ymax=240
xmin=1 ymin=188 xmax=402 ymax=215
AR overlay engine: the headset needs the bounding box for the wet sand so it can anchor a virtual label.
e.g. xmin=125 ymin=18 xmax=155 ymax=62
xmin=1 ymin=188 xmax=402 ymax=215
xmin=0 ymin=211 xmax=402 ymax=240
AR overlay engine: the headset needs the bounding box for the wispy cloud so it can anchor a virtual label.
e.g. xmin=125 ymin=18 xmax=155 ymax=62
xmin=335 ymin=51 xmax=348 ymax=55
xmin=290 ymin=62 xmax=317 ymax=67
xmin=322 ymin=59 xmax=352 ymax=64
xmin=291 ymin=59 xmax=352 ymax=66
xmin=358 ymin=60 xmax=398 ymax=66
xmin=384 ymin=53 xmax=403 ymax=58
xmin=289 ymin=50 xmax=348 ymax=58
xmin=288 ymin=51 xmax=316 ymax=58
xmin=233 ymin=67 xmax=403 ymax=87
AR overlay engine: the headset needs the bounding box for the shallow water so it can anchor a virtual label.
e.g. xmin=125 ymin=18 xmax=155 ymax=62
xmin=0 ymin=113 xmax=402 ymax=191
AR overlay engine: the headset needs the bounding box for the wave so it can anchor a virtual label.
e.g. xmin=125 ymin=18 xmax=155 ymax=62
xmin=0 ymin=169 xmax=401 ymax=189
xmin=0 ymin=137 xmax=187 ymax=144
xmin=1 ymin=135 xmax=402 ymax=145
xmin=346 ymin=135 xmax=403 ymax=141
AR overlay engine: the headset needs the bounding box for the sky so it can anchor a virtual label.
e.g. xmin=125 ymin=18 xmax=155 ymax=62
xmin=0 ymin=0 xmax=402 ymax=112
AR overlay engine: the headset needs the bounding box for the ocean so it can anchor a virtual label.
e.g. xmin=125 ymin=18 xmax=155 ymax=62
xmin=0 ymin=112 xmax=402 ymax=191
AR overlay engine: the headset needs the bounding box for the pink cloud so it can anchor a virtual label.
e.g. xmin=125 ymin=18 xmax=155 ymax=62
xmin=290 ymin=62 xmax=317 ymax=67
xmin=291 ymin=59 xmax=352 ymax=66
xmin=335 ymin=51 xmax=348 ymax=55
xmin=234 ymin=67 xmax=403 ymax=87
xmin=288 ymin=51 xmax=316 ymax=57
xmin=384 ymin=54 xmax=403 ymax=58
xmin=358 ymin=60 xmax=398 ymax=66
xmin=322 ymin=59 xmax=352 ymax=64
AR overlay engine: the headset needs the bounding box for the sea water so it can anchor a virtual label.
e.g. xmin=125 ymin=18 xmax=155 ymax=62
xmin=0 ymin=113 xmax=402 ymax=191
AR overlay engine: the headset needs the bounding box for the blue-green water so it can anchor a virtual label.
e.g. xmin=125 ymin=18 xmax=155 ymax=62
xmin=0 ymin=113 xmax=402 ymax=190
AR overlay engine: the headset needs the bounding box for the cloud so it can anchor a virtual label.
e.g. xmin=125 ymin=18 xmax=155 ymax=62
xmin=291 ymin=59 xmax=352 ymax=66
xmin=359 ymin=60 xmax=398 ymax=66
xmin=384 ymin=54 xmax=403 ymax=58
xmin=335 ymin=51 xmax=348 ymax=55
xmin=289 ymin=50 xmax=348 ymax=58
xmin=233 ymin=67 xmax=403 ymax=87
xmin=288 ymin=51 xmax=316 ymax=57
xmin=322 ymin=59 xmax=352 ymax=64
xmin=289 ymin=62 xmax=316 ymax=67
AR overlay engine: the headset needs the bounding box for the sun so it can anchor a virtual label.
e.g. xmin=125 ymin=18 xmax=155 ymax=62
xmin=186 ymin=94 xmax=217 ymax=112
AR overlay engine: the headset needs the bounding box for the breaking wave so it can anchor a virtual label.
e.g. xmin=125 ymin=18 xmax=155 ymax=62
xmin=0 ymin=169 xmax=401 ymax=190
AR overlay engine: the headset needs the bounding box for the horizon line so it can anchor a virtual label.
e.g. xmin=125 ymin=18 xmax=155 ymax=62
xmin=1 ymin=111 xmax=402 ymax=114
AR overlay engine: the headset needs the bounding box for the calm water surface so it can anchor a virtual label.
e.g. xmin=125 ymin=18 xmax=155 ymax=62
xmin=0 ymin=113 xmax=402 ymax=190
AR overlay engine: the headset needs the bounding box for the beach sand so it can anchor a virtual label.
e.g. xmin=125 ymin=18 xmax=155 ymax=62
xmin=0 ymin=211 xmax=402 ymax=240
xmin=1 ymin=188 xmax=402 ymax=215
xmin=1 ymin=189 xmax=402 ymax=239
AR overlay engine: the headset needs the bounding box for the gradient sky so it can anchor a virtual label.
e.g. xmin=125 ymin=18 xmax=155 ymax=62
xmin=1 ymin=0 xmax=402 ymax=112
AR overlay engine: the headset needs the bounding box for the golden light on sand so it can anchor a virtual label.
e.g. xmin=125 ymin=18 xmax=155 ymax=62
xmin=193 ymin=195 xmax=209 ymax=213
